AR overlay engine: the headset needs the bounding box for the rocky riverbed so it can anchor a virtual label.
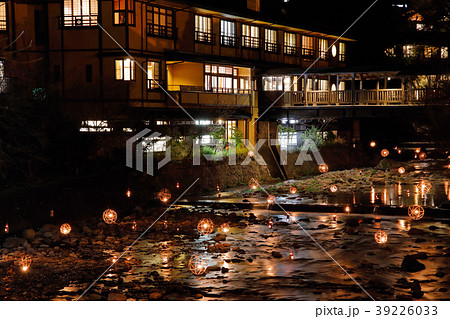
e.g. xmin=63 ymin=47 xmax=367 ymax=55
xmin=1 ymin=203 xmax=449 ymax=301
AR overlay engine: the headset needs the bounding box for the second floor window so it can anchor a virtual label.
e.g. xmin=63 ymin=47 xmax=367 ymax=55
xmin=319 ymin=38 xmax=328 ymax=59
xmin=114 ymin=0 xmax=135 ymax=25
xmin=0 ymin=2 xmax=6 ymax=31
xmin=284 ymin=32 xmax=298 ymax=55
xmin=220 ymin=20 xmax=237 ymax=47
xmin=195 ymin=15 xmax=213 ymax=43
xmin=403 ymin=45 xmax=416 ymax=58
xmin=302 ymin=35 xmax=315 ymax=60
xmin=242 ymin=24 xmax=260 ymax=48
xmin=63 ymin=0 xmax=98 ymax=27
xmin=146 ymin=61 xmax=160 ymax=89
xmin=115 ymin=59 xmax=135 ymax=81
xmin=147 ymin=6 xmax=174 ymax=38
xmin=339 ymin=42 xmax=346 ymax=61
xmin=265 ymin=29 xmax=278 ymax=53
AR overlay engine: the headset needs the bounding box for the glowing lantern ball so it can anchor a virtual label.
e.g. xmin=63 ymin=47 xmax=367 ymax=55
xmin=188 ymin=253 xmax=208 ymax=276
xmin=374 ymin=230 xmax=388 ymax=244
xmin=158 ymin=188 xmax=171 ymax=203
xmin=345 ymin=205 xmax=351 ymax=213
xmin=60 ymin=223 xmax=71 ymax=235
xmin=267 ymin=195 xmax=276 ymax=204
xmin=248 ymin=150 xmax=254 ymax=157
xmin=289 ymin=186 xmax=297 ymax=194
xmin=19 ymin=255 xmax=32 ymax=271
xmin=220 ymin=223 xmax=230 ymax=233
xmin=318 ymin=163 xmax=329 ymax=173
xmin=381 ymin=149 xmax=389 ymax=157
xmin=197 ymin=218 xmax=214 ymax=235
xmin=418 ymin=152 xmax=427 ymax=160
xmin=103 ymin=209 xmax=118 ymax=224
xmin=408 ymin=205 xmax=425 ymax=220
xmin=369 ymin=141 xmax=376 ymax=148
xmin=417 ymin=180 xmax=432 ymax=194
xmin=248 ymin=178 xmax=259 ymax=190
xmin=330 ymin=185 xmax=338 ymax=193
xmin=126 ymin=189 xmax=131 ymax=197
xmin=398 ymin=167 xmax=406 ymax=174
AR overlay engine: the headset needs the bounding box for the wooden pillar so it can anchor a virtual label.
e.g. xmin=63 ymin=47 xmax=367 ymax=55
xmin=351 ymin=72 xmax=355 ymax=105
xmin=376 ymin=77 xmax=380 ymax=105
xmin=303 ymin=74 xmax=308 ymax=105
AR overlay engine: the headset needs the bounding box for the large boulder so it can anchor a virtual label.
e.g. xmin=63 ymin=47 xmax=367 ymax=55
xmin=401 ymin=255 xmax=426 ymax=272
xmin=22 ymin=229 xmax=36 ymax=240
xmin=376 ymin=159 xmax=405 ymax=170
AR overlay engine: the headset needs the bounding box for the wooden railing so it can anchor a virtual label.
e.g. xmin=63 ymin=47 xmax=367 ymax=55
xmin=270 ymin=88 xmax=443 ymax=106
xmin=167 ymin=89 xmax=251 ymax=107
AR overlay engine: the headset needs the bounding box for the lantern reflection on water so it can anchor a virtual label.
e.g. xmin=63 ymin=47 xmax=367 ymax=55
xmin=158 ymin=188 xmax=171 ymax=202
xmin=102 ymin=209 xmax=117 ymax=224
xmin=398 ymin=167 xmax=406 ymax=174
xmin=248 ymin=178 xmax=259 ymax=190
xmin=374 ymin=230 xmax=388 ymax=244
xmin=19 ymin=255 xmax=32 ymax=271
xmin=318 ymin=163 xmax=329 ymax=173
xmin=4 ymin=223 xmax=9 ymax=234
xmin=188 ymin=253 xmax=208 ymax=275
xmin=289 ymin=250 xmax=294 ymax=261
xmin=267 ymin=195 xmax=276 ymax=204
xmin=408 ymin=205 xmax=425 ymax=220
xmin=332 ymin=214 xmax=337 ymax=222
xmin=289 ymin=186 xmax=297 ymax=194
xmin=419 ymin=152 xmax=427 ymax=160
xmin=197 ymin=218 xmax=214 ymax=235
xmin=417 ymin=180 xmax=432 ymax=194
xmin=60 ymin=223 xmax=71 ymax=235
xmin=132 ymin=220 xmax=137 ymax=231
xmin=220 ymin=223 xmax=230 ymax=233
xmin=268 ymin=219 xmax=273 ymax=229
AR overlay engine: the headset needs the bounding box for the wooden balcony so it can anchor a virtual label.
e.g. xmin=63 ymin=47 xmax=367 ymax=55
xmin=264 ymin=88 xmax=444 ymax=106
xmin=167 ymin=87 xmax=251 ymax=107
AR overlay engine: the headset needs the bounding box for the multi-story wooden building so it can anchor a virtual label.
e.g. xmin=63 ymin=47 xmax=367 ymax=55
xmin=0 ymin=0 xmax=351 ymax=144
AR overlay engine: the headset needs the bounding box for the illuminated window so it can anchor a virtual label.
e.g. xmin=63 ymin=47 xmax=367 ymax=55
xmin=146 ymin=61 xmax=160 ymax=89
xmin=195 ymin=15 xmax=213 ymax=43
xmin=80 ymin=120 xmax=111 ymax=132
xmin=278 ymin=131 xmax=297 ymax=150
xmin=147 ymin=6 xmax=174 ymax=38
xmin=0 ymin=60 xmax=3 ymax=78
xmin=302 ymin=36 xmax=315 ymax=61
xmin=318 ymin=38 xmax=328 ymax=60
xmin=0 ymin=2 xmax=6 ymax=31
xmin=262 ymin=76 xmax=283 ymax=91
xmin=115 ymin=59 xmax=135 ymax=81
xmin=143 ymin=136 xmax=167 ymax=152
xmin=220 ymin=20 xmax=237 ymax=47
xmin=63 ymin=0 xmax=98 ymax=27
xmin=204 ymin=64 xmax=237 ymax=93
xmin=284 ymin=32 xmax=298 ymax=55
xmin=113 ymin=0 xmax=135 ymax=25
xmin=264 ymin=29 xmax=279 ymax=53
xmin=403 ymin=45 xmax=416 ymax=58
xmin=424 ymin=46 xmax=439 ymax=58
xmin=242 ymin=24 xmax=260 ymax=48
xmin=384 ymin=47 xmax=395 ymax=57
xmin=441 ymin=47 xmax=448 ymax=59
xmin=339 ymin=43 xmax=346 ymax=61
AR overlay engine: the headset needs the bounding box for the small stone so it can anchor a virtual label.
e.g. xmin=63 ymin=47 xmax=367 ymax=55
xmin=214 ymin=234 xmax=227 ymax=242
xmin=194 ymin=294 xmax=203 ymax=299
xmin=22 ymin=229 xmax=36 ymax=240
xmin=221 ymin=267 xmax=229 ymax=273
xmin=107 ymin=293 xmax=127 ymax=301
xmin=401 ymin=255 xmax=426 ymax=272
xmin=149 ymin=292 xmax=163 ymax=300
xmin=271 ymin=251 xmax=282 ymax=258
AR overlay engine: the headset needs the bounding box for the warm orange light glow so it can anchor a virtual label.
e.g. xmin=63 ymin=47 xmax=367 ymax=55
xmin=370 ymin=141 xmax=376 ymax=148
xmin=126 ymin=189 xmax=131 ymax=198
xmin=197 ymin=218 xmax=214 ymax=235
xmin=381 ymin=149 xmax=389 ymax=157
xmin=408 ymin=205 xmax=425 ymax=220
xmin=289 ymin=250 xmax=294 ymax=261
xmin=19 ymin=256 xmax=32 ymax=272
xmin=332 ymin=214 xmax=337 ymax=222
xmin=330 ymin=185 xmax=338 ymax=192
xmin=158 ymin=188 xmax=172 ymax=203
xmin=248 ymin=150 xmax=254 ymax=157
xmin=418 ymin=152 xmax=427 ymax=160
xmin=176 ymin=181 xmax=180 ymax=189
xmin=268 ymin=219 xmax=273 ymax=229
xmin=289 ymin=186 xmax=297 ymax=194
xmin=417 ymin=180 xmax=432 ymax=194
xmin=188 ymin=254 xmax=208 ymax=275
xmin=415 ymin=148 xmax=421 ymax=153
xmin=4 ymin=223 xmax=9 ymax=234
xmin=267 ymin=195 xmax=276 ymax=204
xmin=132 ymin=220 xmax=137 ymax=231
xmin=60 ymin=223 xmax=71 ymax=235
xmin=102 ymin=209 xmax=118 ymax=224
xmin=220 ymin=223 xmax=230 ymax=233
xmin=345 ymin=205 xmax=351 ymax=213
xmin=374 ymin=230 xmax=388 ymax=244
xmin=398 ymin=167 xmax=406 ymax=174
xmin=248 ymin=178 xmax=259 ymax=190
xmin=318 ymin=163 xmax=329 ymax=173
xmin=50 ymin=210 xmax=54 ymax=217
xmin=161 ymin=252 xmax=169 ymax=264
